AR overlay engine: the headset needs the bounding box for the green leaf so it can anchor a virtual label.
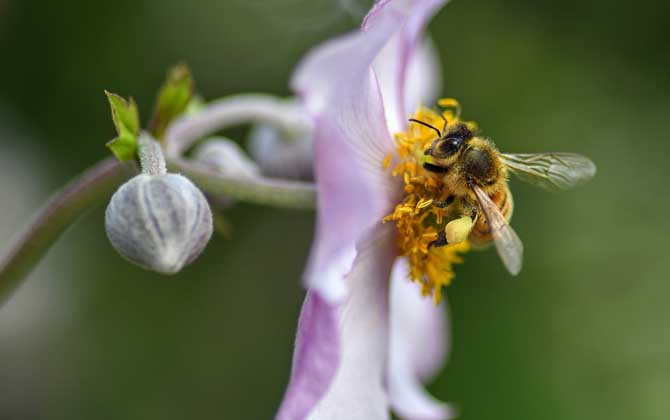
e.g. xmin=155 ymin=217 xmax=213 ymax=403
xmin=106 ymin=135 xmax=137 ymax=162
xmin=150 ymin=64 xmax=194 ymax=140
xmin=105 ymin=91 xmax=139 ymax=137
xmin=105 ymin=91 xmax=140 ymax=162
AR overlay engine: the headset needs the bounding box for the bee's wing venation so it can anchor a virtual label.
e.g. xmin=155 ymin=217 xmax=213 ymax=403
xmin=501 ymin=153 xmax=596 ymax=191
xmin=472 ymin=185 xmax=523 ymax=276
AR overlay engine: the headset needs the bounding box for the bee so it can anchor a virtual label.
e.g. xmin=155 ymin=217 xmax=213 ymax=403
xmin=409 ymin=117 xmax=596 ymax=275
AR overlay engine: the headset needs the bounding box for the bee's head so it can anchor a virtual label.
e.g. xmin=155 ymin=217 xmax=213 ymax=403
xmin=423 ymin=123 xmax=499 ymax=186
xmin=424 ymin=123 xmax=473 ymax=159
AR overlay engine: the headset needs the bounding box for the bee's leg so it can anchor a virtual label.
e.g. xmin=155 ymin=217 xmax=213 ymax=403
xmin=432 ymin=195 xmax=455 ymax=209
xmin=422 ymin=162 xmax=449 ymax=173
xmin=460 ymin=197 xmax=478 ymax=220
xmin=429 ymin=231 xmax=449 ymax=248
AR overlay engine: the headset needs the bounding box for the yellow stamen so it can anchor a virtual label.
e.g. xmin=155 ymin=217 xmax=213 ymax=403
xmin=383 ymin=99 xmax=472 ymax=303
xmin=383 ymin=154 xmax=392 ymax=169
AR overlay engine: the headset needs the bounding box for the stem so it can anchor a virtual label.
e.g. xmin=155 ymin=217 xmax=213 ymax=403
xmin=169 ymin=158 xmax=317 ymax=209
xmin=164 ymin=94 xmax=309 ymax=157
xmin=0 ymin=158 xmax=130 ymax=305
xmin=138 ymin=133 xmax=167 ymax=175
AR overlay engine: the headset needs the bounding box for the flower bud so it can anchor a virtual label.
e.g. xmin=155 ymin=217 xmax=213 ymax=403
xmin=192 ymin=138 xmax=261 ymax=209
xmin=248 ymin=122 xmax=313 ymax=180
xmin=193 ymin=137 xmax=260 ymax=178
xmin=105 ymin=173 xmax=213 ymax=274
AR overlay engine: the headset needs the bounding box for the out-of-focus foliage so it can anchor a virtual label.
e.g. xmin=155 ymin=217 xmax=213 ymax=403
xmin=0 ymin=0 xmax=669 ymax=419
xmin=149 ymin=64 xmax=194 ymax=140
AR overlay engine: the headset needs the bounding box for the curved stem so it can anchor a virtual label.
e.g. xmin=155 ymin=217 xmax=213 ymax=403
xmin=164 ymin=94 xmax=309 ymax=157
xmin=0 ymin=158 xmax=130 ymax=305
xmin=169 ymin=158 xmax=317 ymax=209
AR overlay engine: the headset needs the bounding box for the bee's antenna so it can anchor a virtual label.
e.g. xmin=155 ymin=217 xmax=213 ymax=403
xmin=440 ymin=114 xmax=448 ymax=133
xmin=408 ymin=118 xmax=441 ymax=138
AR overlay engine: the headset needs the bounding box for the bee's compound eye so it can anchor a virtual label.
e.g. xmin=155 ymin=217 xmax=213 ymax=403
xmin=435 ymin=138 xmax=461 ymax=157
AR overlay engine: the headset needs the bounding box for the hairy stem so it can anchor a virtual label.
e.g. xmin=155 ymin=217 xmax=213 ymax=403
xmin=138 ymin=133 xmax=167 ymax=175
xmin=164 ymin=94 xmax=309 ymax=157
xmin=0 ymin=158 xmax=130 ymax=305
xmin=169 ymin=158 xmax=317 ymax=209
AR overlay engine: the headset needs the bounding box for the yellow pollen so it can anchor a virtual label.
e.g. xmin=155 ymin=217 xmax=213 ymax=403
xmin=383 ymin=99 xmax=472 ymax=303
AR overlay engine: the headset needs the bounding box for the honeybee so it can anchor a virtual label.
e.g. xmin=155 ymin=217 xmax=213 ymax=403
xmin=410 ymin=117 xmax=596 ymax=275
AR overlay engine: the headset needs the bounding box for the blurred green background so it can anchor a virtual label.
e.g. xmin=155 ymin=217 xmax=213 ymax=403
xmin=1 ymin=0 xmax=669 ymax=419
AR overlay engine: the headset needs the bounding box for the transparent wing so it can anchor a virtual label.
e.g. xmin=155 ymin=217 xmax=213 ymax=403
xmin=501 ymin=153 xmax=596 ymax=191
xmin=472 ymin=185 xmax=523 ymax=275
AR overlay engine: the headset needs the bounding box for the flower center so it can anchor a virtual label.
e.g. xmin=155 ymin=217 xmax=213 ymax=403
xmin=383 ymin=99 xmax=473 ymax=303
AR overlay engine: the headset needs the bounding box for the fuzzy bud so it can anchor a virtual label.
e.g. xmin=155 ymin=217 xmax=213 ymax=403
xmin=192 ymin=138 xmax=261 ymax=209
xmin=193 ymin=137 xmax=260 ymax=178
xmin=105 ymin=173 xmax=213 ymax=274
xmin=248 ymin=122 xmax=313 ymax=180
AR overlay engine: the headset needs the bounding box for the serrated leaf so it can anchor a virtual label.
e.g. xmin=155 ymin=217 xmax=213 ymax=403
xmin=105 ymin=91 xmax=139 ymax=137
xmin=150 ymin=64 xmax=194 ymax=140
xmin=105 ymin=91 xmax=140 ymax=162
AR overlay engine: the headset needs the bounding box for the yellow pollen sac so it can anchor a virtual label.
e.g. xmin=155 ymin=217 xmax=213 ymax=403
xmin=383 ymin=99 xmax=472 ymax=303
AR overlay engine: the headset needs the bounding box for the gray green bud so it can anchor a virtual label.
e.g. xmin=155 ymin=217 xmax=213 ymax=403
xmin=248 ymin=120 xmax=313 ymax=181
xmin=105 ymin=173 xmax=213 ymax=274
xmin=193 ymin=138 xmax=260 ymax=178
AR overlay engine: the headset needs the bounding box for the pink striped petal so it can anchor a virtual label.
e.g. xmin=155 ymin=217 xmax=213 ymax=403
xmin=291 ymin=2 xmax=407 ymax=302
xmin=404 ymin=37 xmax=443 ymax=121
xmin=387 ymin=258 xmax=455 ymax=420
xmin=276 ymin=291 xmax=340 ymax=420
xmin=277 ymin=225 xmax=397 ymax=420
xmin=370 ymin=0 xmax=448 ymax=134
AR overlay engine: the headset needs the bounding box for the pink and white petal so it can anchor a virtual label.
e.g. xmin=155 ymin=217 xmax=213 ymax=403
xmin=306 ymin=225 xmax=398 ymax=420
xmin=369 ymin=0 xmax=448 ymax=134
xmin=275 ymin=291 xmax=340 ymax=420
xmin=292 ymin=7 xmax=404 ymax=302
xmin=291 ymin=9 xmax=401 ymax=188
xmin=277 ymin=225 xmax=398 ymax=420
xmin=404 ymin=37 xmax=443 ymax=119
xmin=387 ymin=258 xmax=455 ymax=420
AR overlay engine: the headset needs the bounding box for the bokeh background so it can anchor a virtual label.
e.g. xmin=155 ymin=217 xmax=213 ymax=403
xmin=1 ymin=0 xmax=669 ymax=419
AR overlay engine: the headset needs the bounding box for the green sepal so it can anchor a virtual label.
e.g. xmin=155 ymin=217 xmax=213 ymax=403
xmin=105 ymin=91 xmax=140 ymax=162
xmin=150 ymin=64 xmax=194 ymax=140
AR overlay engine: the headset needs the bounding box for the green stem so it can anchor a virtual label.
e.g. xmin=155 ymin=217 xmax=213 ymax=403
xmin=138 ymin=133 xmax=167 ymax=176
xmin=169 ymin=158 xmax=317 ymax=209
xmin=0 ymin=158 xmax=130 ymax=305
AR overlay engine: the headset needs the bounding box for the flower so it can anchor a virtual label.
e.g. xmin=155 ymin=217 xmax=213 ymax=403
xmin=276 ymin=1 xmax=468 ymax=419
